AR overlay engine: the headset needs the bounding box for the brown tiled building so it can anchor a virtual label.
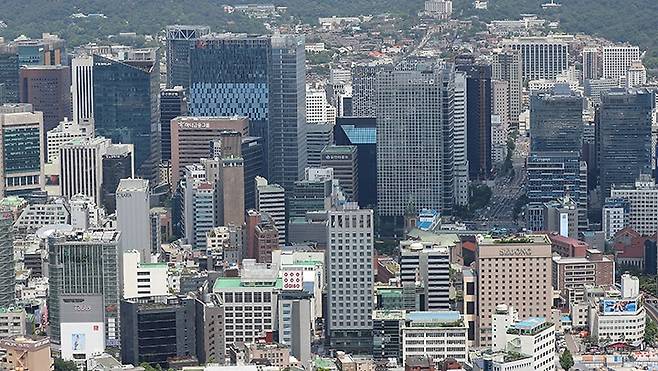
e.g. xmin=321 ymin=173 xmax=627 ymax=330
xmin=19 ymin=65 xmax=70 ymax=133
xmin=552 ymin=248 xmax=615 ymax=304
xmin=476 ymin=234 xmax=553 ymax=346
xmin=246 ymin=209 xmax=279 ymax=263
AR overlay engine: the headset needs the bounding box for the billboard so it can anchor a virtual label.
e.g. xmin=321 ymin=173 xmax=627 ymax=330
xmin=60 ymin=322 xmax=104 ymax=361
xmin=283 ymin=270 xmax=304 ymax=291
xmin=602 ymin=299 xmax=638 ymax=313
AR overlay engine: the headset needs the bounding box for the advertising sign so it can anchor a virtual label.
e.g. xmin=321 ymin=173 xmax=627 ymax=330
xmin=602 ymin=299 xmax=638 ymax=313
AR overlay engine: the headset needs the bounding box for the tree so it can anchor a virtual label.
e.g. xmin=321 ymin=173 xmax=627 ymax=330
xmin=645 ymin=318 xmax=658 ymax=345
xmin=54 ymin=358 xmax=78 ymax=371
xmin=559 ymin=349 xmax=574 ymax=371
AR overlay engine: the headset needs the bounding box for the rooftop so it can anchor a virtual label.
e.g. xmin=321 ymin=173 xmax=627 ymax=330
xmin=213 ymin=277 xmax=283 ymax=290
xmin=407 ymin=311 xmax=462 ymax=324
xmin=479 ymin=234 xmax=550 ymax=245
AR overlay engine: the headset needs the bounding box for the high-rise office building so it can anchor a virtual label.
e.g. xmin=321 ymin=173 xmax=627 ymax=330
xmin=47 ymin=230 xmax=121 ymax=347
xmin=288 ymin=171 xmax=333 ymax=219
xmin=13 ymin=34 xmax=67 ymax=66
xmin=305 ymin=122 xmax=333 ymax=168
xmin=476 ymin=235 xmax=553 ymax=346
xmin=610 ymin=174 xmax=658 ymax=236
xmin=116 ymin=179 xmax=152 ymax=263
xmin=46 ymin=118 xmax=92 ymax=163
xmin=241 ymin=136 xmax=265 ymax=210
xmin=399 ymin=241 xmax=450 ymax=311
xmin=492 ymin=48 xmax=522 ymax=129
xmin=453 ymin=71 xmax=469 ymax=206
xmin=183 ymin=165 xmax=215 ymax=250
xmin=245 ymin=209 xmax=279 ymax=263
xmin=527 ymin=151 xmax=588 ymax=230
xmin=92 ymin=49 xmax=161 ymax=182
xmin=327 ymin=205 xmax=374 ymax=353
xmin=59 ymin=137 xmax=110 ymax=205
xmin=189 ymin=33 xmax=306 ymax=190
xmin=70 ymin=55 xmax=94 ymax=128
xmin=165 ymin=25 xmax=210 ymax=88
xmin=321 ymin=145 xmax=359 ymax=203
xmin=160 ymin=86 xmax=187 ymax=162
xmin=19 ymin=65 xmax=70 ymax=133
xmin=306 ymin=86 xmax=335 ymax=124
xmin=170 ymin=116 xmax=248 ymax=188
xmin=334 ymin=117 xmax=376 ymax=208
xmin=0 ymin=104 xmax=44 ymax=197
xmin=597 ymin=89 xmax=654 ymax=197
xmin=0 ymin=45 xmax=19 ymax=103
xmin=457 ymin=63 xmax=492 ymax=179
xmin=504 ymin=36 xmax=570 ymax=81
xmin=602 ymin=45 xmax=640 ymax=80
xmin=255 ymin=176 xmax=286 ymax=245
xmin=530 ymin=85 xmax=583 ymax=153
xmin=352 ymin=64 xmax=385 ymax=116
xmin=376 ymin=64 xmax=454 ymax=226
xmin=101 ymin=144 xmax=134 ymax=213
xmin=0 ymin=211 xmax=15 ymax=308
xmin=582 ymin=47 xmax=600 ymax=81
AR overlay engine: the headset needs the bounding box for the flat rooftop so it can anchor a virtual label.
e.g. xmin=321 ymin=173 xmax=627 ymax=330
xmin=479 ymin=234 xmax=551 ymax=246
xmin=407 ymin=311 xmax=461 ymax=323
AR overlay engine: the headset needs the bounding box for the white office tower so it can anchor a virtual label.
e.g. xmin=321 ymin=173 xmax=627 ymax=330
xmin=71 ymin=55 xmax=94 ymax=130
xmin=453 ymin=71 xmax=469 ymax=206
xmin=183 ymin=165 xmax=215 ymax=250
xmin=503 ymin=36 xmax=570 ymax=81
xmin=376 ymin=64 xmax=455 ymax=220
xmin=610 ymin=174 xmax=658 ymax=236
xmin=491 ymin=305 xmax=556 ymax=371
xmin=402 ymin=311 xmax=468 ymax=365
xmin=60 ymin=137 xmax=110 ymax=205
xmin=69 ymin=194 xmax=105 ymax=230
xmin=582 ymin=47 xmax=599 ymax=81
xmin=306 ymin=86 xmax=336 ymax=125
xmin=116 ymin=178 xmax=151 ymax=263
xmin=255 ymin=176 xmax=286 ymax=245
xmin=626 ymin=60 xmax=647 ymax=88
xmin=621 ymin=273 xmax=640 ymax=298
xmin=602 ymin=45 xmax=640 ymax=80
xmin=46 ymin=118 xmax=92 ymax=163
xmin=122 ymin=250 xmax=168 ymax=299
xmin=399 ymin=240 xmax=450 ymax=311
xmin=278 ymin=289 xmax=313 ymax=369
xmin=492 ymin=48 xmax=523 ymax=129
xmin=327 ymin=204 xmax=374 ymax=353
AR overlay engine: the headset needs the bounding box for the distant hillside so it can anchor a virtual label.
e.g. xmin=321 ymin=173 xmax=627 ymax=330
xmin=0 ymin=0 xmax=656 ymax=70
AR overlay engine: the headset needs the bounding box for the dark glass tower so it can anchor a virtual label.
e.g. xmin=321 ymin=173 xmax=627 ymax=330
xmin=0 ymin=46 xmax=19 ymax=103
xmin=92 ymin=51 xmax=161 ymax=183
xmin=242 ymin=136 xmax=264 ymax=210
xmin=334 ymin=117 xmax=376 ymax=208
xmin=101 ymin=146 xmax=134 ymax=213
xmin=166 ymin=25 xmax=210 ymax=89
xmin=189 ymin=33 xmax=306 ymax=191
xmin=597 ymin=88 xmax=654 ymax=197
xmin=530 ymin=85 xmax=583 ymax=153
xmin=160 ymin=86 xmax=187 ymax=162
xmin=456 ymin=63 xmax=492 ymax=180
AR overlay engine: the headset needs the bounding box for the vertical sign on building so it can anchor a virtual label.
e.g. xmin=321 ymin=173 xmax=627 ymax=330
xmin=560 ymin=212 xmax=569 ymax=237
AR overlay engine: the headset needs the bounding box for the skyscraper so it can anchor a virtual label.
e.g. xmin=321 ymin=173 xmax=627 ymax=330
xmin=602 ymin=45 xmax=640 ymax=80
xmin=70 ymin=55 xmax=94 ymax=128
xmin=492 ymin=48 xmax=522 ymax=129
xmin=48 ymin=229 xmax=121 ymax=347
xmin=165 ymin=25 xmax=210 ymax=88
xmin=189 ymin=33 xmax=306 ymax=190
xmin=376 ymin=64 xmax=454 ymax=227
xmin=0 ymin=45 xmax=19 ymax=103
xmin=352 ymin=64 xmax=385 ymax=117
xmin=160 ymin=86 xmax=187 ymax=162
xmin=116 ymin=179 xmax=152 ymax=263
xmin=321 ymin=145 xmax=359 ymax=203
xmin=504 ymin=36 xmax=570 ymax=81
xmin=19 ymin=65 xmax=70 ymax=133
xmin=399 ymin=241 xmax=450 ymax=311
xmin=92 ymin=49 xmax=161 ymax=182
xmin=255 ymin=176 xmax=286 ymax=245
xmin=327 ymin=205 xmax=374 ymax=353
xmin=453 ymin=72 xmax=469 ymax=206
xmin=0 ymin=104 xmax=44 ymax=197
xmin=334 ymin=117 xmax=376 ymax=208
xmin=0 ymin=210 xmax=15 ymax=308
xmin=456 ymin=63 xmax=492 ymax=179
xmin=101 ymin=144 xmax=134 ymax=213
xmin=598 ymin=89 xmax=654 ymax=197
xmin=530 ymin=86 xmax=583 ymax=153
xmin=60 ymin=137 xmax=110 ymax=205
xmin=582 ymin=47 xmax=599 ymax=81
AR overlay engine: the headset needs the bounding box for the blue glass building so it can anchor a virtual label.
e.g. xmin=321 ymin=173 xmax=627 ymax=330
xmin=189 ymin=33 xmax=306 ymax=191
xmin=334 ymin=117 xmax=376 ymax=208
xmin=92 ymin=51 xmax=161 ymax=182
xmin=530 ymin=85 xmax=583 ymax=153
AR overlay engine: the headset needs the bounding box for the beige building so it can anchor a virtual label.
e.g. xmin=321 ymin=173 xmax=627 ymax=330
xmin=476 ymin=234 xmax=553 ymax=346
xmin=170 ymin=116 xmax=248 ymax=188
xmin=610 ymin=174 xmax=658 ymax=236
xmin=0 ymin=335 xmax=52 ymax=371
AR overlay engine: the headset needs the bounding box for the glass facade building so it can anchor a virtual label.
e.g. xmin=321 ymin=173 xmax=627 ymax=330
xmin=597 ymin=89 xmax=654 ymax=197
xmin=166 ymin=25 xmax=210 ymax=89
xmin=189 ymin=34 xmax=306 ymax=190
xmin=335 ymin=117 xmax=376 ymax=208
xmin=0 ymin=211 xmax=15 ymax=308
xmin=92 ymin=53 xmax=161 ymax=182
xmin=0 ymin=47 xmax=19 ymax=103
xmin=530 ymin=86 xmax=583 ymax=153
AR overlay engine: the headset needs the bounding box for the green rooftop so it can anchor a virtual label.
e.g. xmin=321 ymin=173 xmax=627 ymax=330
xmin=141 ymin=263 xmax=168 ymax=268
xmin=213 ymin=277 xmax=283 ymax=291
xmin=0 ymin=196 xmax=25 ymax=207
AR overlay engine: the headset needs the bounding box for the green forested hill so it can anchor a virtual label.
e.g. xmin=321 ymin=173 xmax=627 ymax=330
xmin=0 ymin=0 xmax=656 ymax=69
